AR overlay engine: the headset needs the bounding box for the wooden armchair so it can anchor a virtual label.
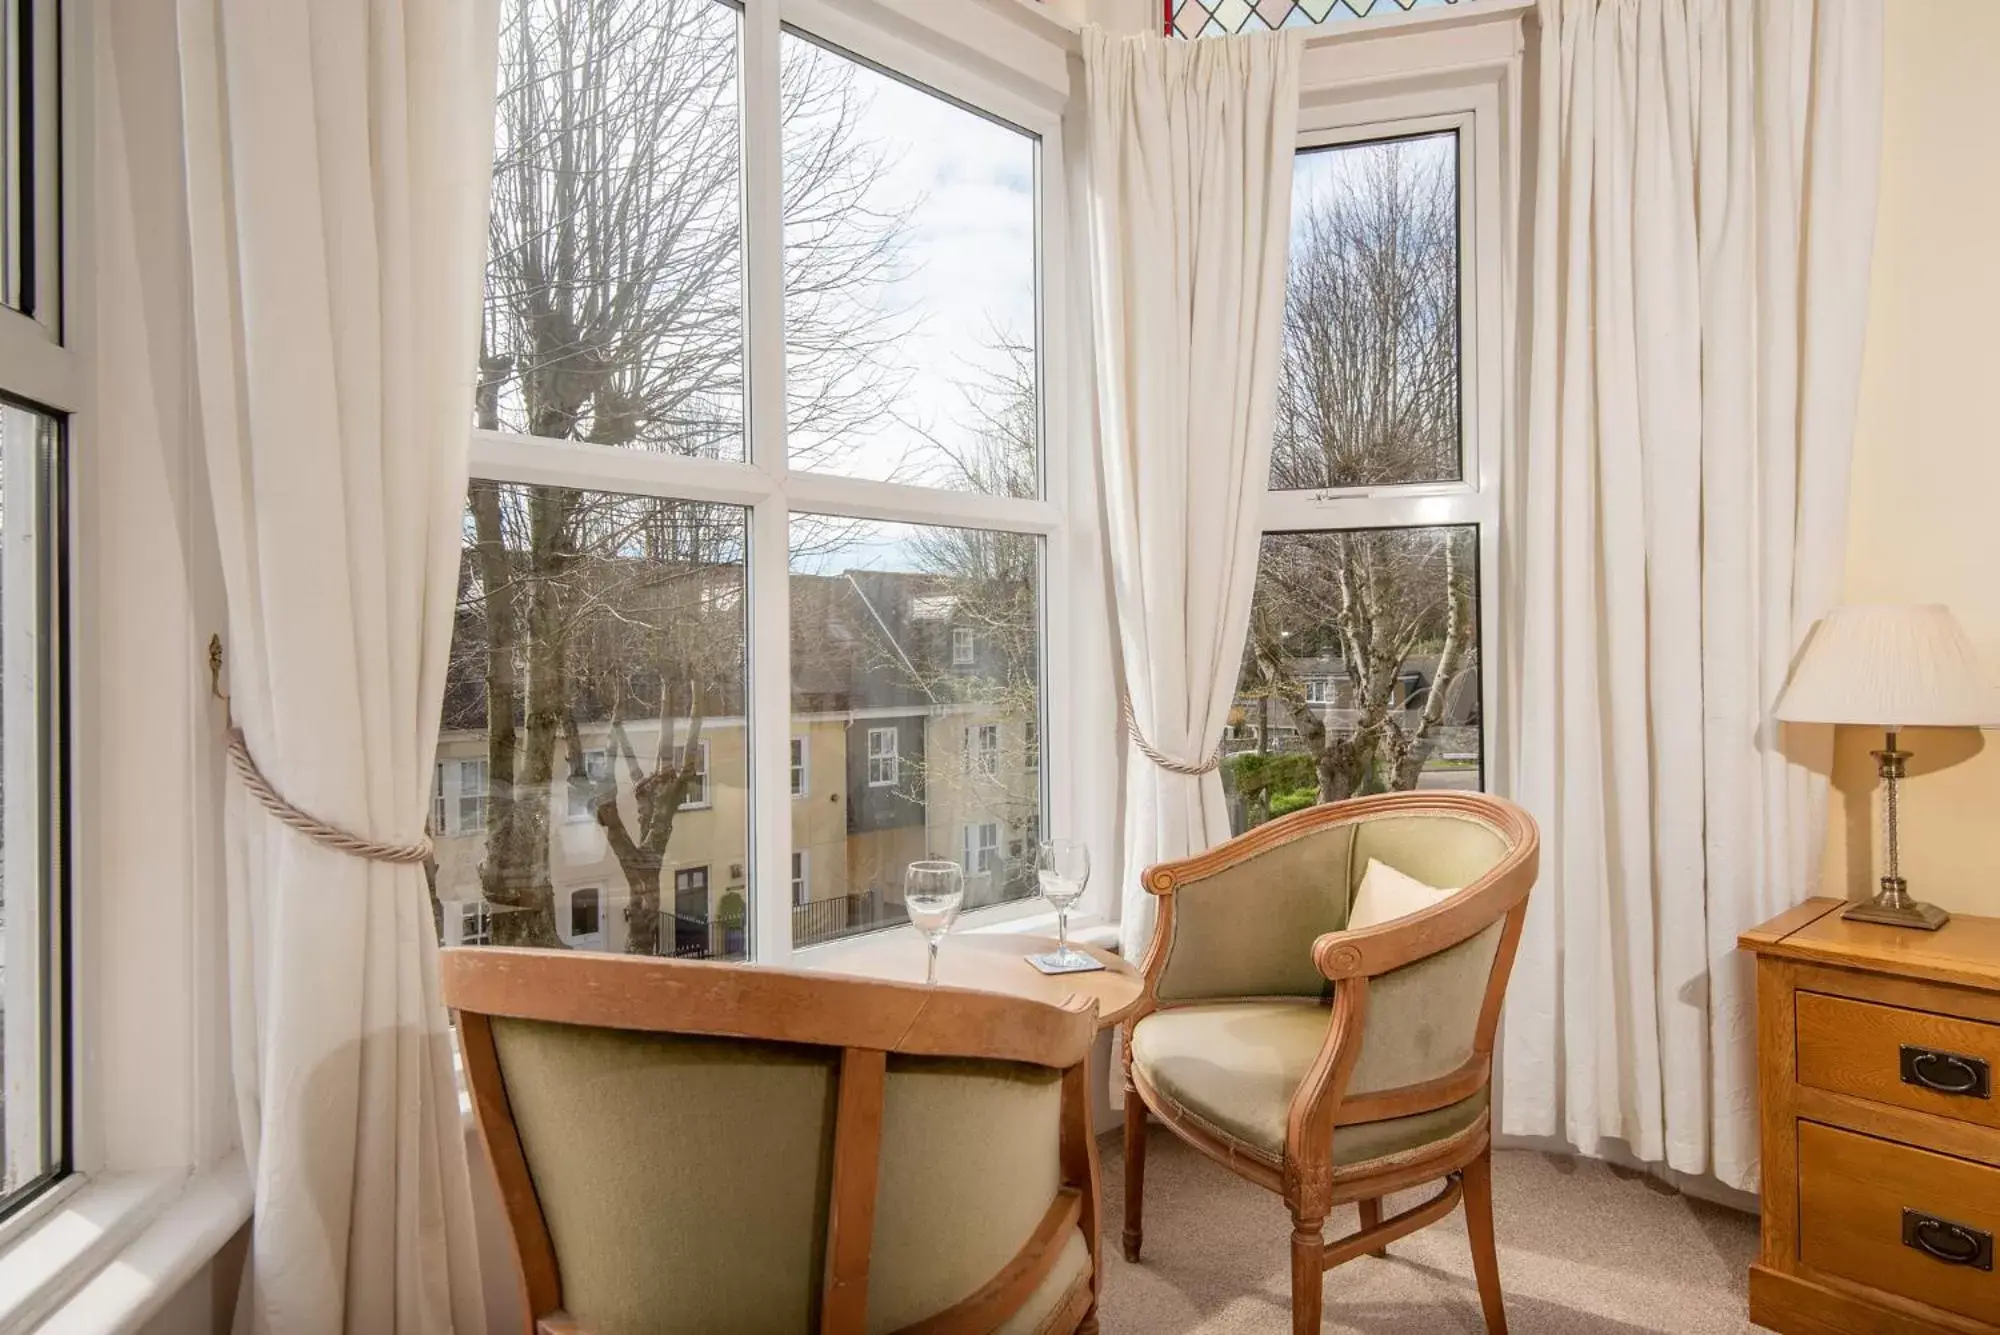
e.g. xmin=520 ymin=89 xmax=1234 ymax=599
xmin=443 ymin=948 xmax=1104 ymax=1335
xmin=1118 ymin=790 xmax=1539 ymax=1335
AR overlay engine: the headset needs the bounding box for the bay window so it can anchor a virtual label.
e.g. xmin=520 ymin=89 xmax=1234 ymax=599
xmin=445 ymin=0 xmax=1068 ymax=964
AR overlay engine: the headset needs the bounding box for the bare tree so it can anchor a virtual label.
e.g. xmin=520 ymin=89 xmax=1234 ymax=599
xmin=1242 ymin=136 xmax=1476 ymax=807
xmin=464 ymin=0 xmax=913 ymax=947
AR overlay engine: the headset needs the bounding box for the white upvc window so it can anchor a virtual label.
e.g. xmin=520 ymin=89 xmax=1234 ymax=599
xmin=436 ymin=758 xmax=489 ymax=836
xmin=566 ymin=746 xmax=612 ymax=821
xmin=967 ymin=722 xmax=999 ymax=777
xmin=676 ymin=740 xmax=711 ymax=811
xmin=457 ymin=901 xmax=494 ymax=946
xmin=962 ymin=821 xmax=1001 ymax=876
xmin=1228 ymin=27 xmax=1514 ymax=835
xmin=436 ymin=0 xmax=1077 ymax=971
xmin=866 ymin=727 xmax=899 ymax=788
xmin=791 ymin=851 xmax=808 ymax=908
xmin=951 ymin=626 xmax=975 ymax=665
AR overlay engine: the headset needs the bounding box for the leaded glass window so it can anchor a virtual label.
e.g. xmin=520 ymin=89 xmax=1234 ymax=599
xmin=1169 ymin=0 xmax=1462 ymax=38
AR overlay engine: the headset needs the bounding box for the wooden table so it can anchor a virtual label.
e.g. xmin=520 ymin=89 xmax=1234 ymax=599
xmin=824 ymin=931 xmax=1144 ymax=1029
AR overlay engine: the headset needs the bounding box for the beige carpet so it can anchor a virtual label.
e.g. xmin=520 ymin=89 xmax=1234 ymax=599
xmin=1096 ymin=1125 xmax=1760 ymax=1333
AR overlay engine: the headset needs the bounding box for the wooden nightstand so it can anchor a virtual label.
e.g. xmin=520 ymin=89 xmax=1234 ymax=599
xmin=1742 ymin=899 xmax=2000 ymax=1334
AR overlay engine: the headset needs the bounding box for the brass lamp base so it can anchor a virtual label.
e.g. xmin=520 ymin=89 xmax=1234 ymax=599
xmin=1843 ymin=878 xmax=1951 ymax=932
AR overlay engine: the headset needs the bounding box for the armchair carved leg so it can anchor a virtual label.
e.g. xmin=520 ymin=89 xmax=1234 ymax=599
xmin=1289 ymin=1206 xmax=1327 ymax=1335
xmin=1122 ymin=1083 xmax=1147 ymax=1263
xmin=1462 ymin=1146 xmax=1508 ymax=1334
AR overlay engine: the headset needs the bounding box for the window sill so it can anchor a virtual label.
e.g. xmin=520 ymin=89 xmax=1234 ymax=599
xmin=0 ymin=1154 xmax=251 ymax=1333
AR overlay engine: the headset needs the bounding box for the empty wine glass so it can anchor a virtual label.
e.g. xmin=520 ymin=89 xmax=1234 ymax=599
xmin=1036 ymin=840 xmax=1091 ymax=969
xmin=905 ymin=860 xmax=965 ymax=985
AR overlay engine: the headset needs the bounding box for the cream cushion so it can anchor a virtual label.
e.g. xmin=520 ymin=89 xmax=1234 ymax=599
xmin=1347 ymin=857 xmax=1454 ymax=930
xmin=1129 ymin=999 xmax=1492 ymax=1168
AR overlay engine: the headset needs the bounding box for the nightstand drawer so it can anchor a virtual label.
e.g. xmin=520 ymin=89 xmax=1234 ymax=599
xmin=1799 ymin=1121 xmax=2000 ymax=1324
xmin=1796 ymin=991 xmax=2000 ymax=1129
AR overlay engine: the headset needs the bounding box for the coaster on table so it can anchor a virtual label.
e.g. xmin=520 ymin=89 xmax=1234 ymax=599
xmin=1026 ymin=950 xmax=1106 ymax=976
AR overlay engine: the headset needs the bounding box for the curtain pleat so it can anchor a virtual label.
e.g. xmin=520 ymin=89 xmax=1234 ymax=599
xmin=1503 ymin=0 xmax=1882 ymax=1191
xmin=1080 ymin=26 xmax=1300 ymax=959
xmin=171 ymin=0 xmax=503 ymax=1327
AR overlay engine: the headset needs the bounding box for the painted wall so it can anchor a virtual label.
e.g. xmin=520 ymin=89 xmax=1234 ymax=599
xmin=1820 ymin=0 xmax=2000 ymax=914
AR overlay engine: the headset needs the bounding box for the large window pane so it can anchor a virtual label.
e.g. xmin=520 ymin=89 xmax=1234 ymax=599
xmin=0 ymin=399 xmax=61 ymax=1203
xmin=781 ymin=32 xmax=1040 ymax=497
xmin=436 ymin=484 xmax=751 ymax=961
xmin=1273 ymin=133 xmax=1461 ymax=490
xmin=482 ymin=0 xmax=746 ymax=459
xmin=790 ymin=516 xmax=1042 ymax=947
xmin=1227 ymin=526 xmax=1480 ymax=835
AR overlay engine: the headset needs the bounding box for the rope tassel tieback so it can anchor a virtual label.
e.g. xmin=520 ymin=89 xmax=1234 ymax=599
xmin=1121 ymin=692 xmax=1223 ymax=776
xmin=209 ymin=636 xmax=434 ymax=865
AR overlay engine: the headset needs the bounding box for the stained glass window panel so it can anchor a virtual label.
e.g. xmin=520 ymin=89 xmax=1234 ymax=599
xmin=1170 ymin=0 xmax=1462 ymax=38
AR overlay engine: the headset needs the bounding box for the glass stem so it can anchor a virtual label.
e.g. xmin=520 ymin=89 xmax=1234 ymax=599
xmin=1056 ymin=906 xmax=1069 ymax=956
xmin=926 ymin=937 xmax=939 ymax=985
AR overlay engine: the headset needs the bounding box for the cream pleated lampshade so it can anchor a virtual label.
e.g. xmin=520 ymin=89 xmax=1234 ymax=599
xmin=1776 ymin=604 xmax=2000 ymax=729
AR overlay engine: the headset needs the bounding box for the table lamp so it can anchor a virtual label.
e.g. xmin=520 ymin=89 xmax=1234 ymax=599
xmin=1776 ymin=604 xmax=1998 ymax=930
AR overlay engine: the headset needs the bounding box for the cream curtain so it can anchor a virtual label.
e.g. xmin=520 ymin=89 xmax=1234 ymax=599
xmin=1080 ymin=27 xmax=1300 ymax=958
xmin=1502 ymin=0 xmax=1883 ymax=1191
xmin=173 ymin=0 xmax=502 ymax=1328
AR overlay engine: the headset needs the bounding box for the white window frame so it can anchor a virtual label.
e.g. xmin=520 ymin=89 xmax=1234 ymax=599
xmin=790 ymin=850 xmax=808 ymax=908
xmin=464 ymin=0 xmax=1076 ymax=968
xmin=1258 ymin=26 xmax=1520 ymax=800
xmin=451 ymin=757 xmax=490 ymax=835
xmin=457 ymin=901 xmax=493 ymax=947
xmin=566 ymin=746 xmax=610 ymax=822
xmin=675 ymin=739 xmax=711 ymax=811
xmin=962 ymin=820 xmax=1001 ymax=876
xmin=0 ymin=0 xmax=79 ymax=1245
xmin=967 ymin=722 xmax=999 ymax=777
xmin=789 ymin=735 xmax=808 ymax=798
xmin=950 ymin=626 xmax=975 ymax=665
xmin=866 ymin=726 xmax=900 ymax=789
xmin=1303 ymin=676 xmax=1332 ymax=706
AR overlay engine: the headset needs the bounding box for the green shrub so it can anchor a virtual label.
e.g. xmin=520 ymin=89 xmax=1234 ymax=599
xmin=1269 ymin=789 xmax=1319 ymax=818
xmin=1229 ymin=751 xmax=1316 ymax=798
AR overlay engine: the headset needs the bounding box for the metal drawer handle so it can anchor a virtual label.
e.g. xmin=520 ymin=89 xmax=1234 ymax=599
xmin=1903 ymin=1210 xmax=1994 ymax=1272
xmin=1899 ymin=1044 xmax=1991 ymax=1099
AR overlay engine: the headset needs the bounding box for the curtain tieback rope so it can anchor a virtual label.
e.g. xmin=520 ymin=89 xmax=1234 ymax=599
xmin=1121 ymin=691 xmax=1223 ymax=776
xmin=209 ymin=636 xmax=435 ymax=865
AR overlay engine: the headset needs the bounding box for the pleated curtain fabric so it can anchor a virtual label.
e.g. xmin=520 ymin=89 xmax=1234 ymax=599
xmin=173 ymin=0 xmax=502 ymax=1328
xmin=1080 ymin=27 xmax=1300 ymax=959
xmin=1501 ymin=0 xmax=1883 ymax=1191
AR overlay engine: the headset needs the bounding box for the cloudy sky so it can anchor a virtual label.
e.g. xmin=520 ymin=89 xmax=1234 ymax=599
xmin=784 ymin=35 xmax=1040 ymax=576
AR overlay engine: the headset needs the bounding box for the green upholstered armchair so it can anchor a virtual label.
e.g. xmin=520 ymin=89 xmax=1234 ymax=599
xmin=442 ymin=948 xmax=1104 ymax=1335
xmin=1118 ymin=790 xmax=1539 ymax=1335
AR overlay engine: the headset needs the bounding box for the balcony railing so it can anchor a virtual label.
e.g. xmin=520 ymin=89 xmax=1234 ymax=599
xmin=660 ymin=893 xmax=911 ymax=960
xmin=793 ymin=891 xmax=908 ymax=950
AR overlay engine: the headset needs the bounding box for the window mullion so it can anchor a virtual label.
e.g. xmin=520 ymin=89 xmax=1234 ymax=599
xmin=743 ymin=0 xmax=793 ymax=963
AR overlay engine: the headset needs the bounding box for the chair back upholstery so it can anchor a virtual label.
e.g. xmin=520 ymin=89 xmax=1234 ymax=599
xmin=443 ymin=949 xmax=1099 ymax=1335
xmin=1146 ymin=792 xmax=1523 ymax=1006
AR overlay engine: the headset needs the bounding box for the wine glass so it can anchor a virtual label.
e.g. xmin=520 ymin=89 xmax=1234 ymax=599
xmin=904 ymin=860 xmax=965 ymax=985
xmin=1036 ymin=839 xmax=1091 ymax=969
